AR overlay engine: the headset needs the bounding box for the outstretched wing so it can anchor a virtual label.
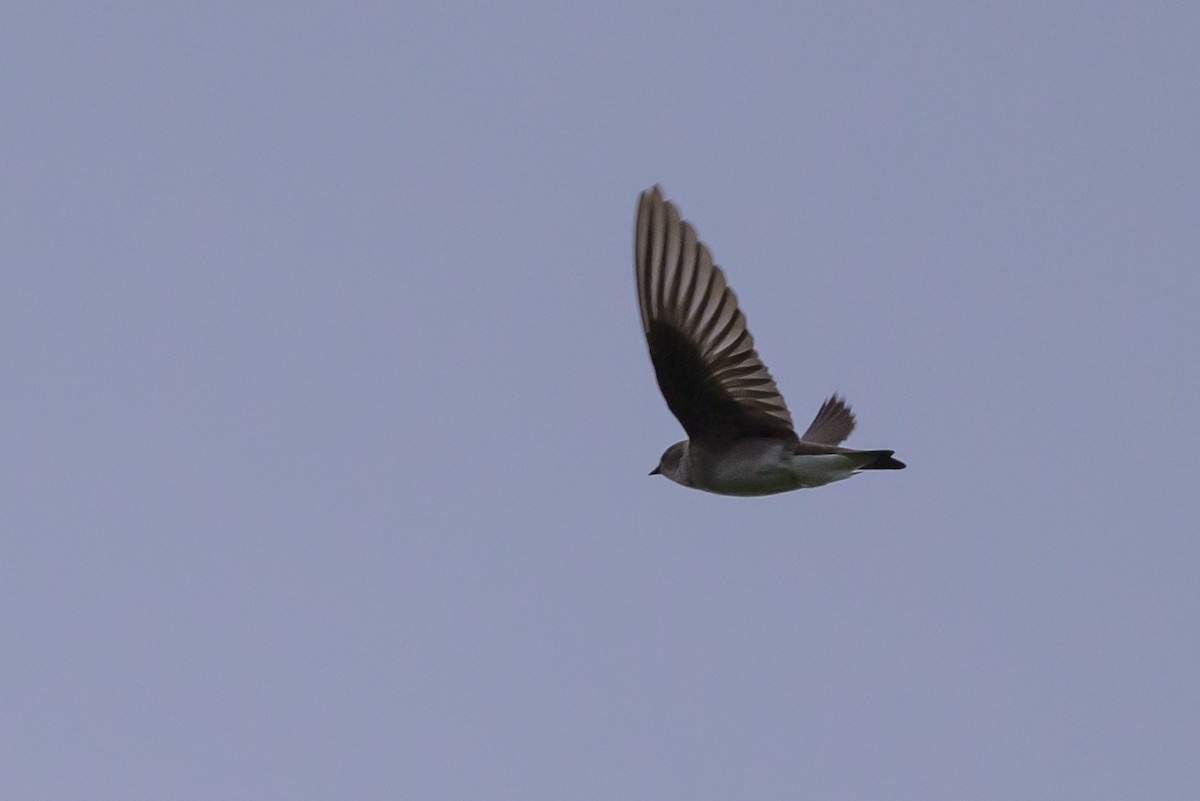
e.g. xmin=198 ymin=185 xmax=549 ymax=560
xmin=800 ymin=394 xmax=856 ymax=446
xmin=635 ymin=186 xmax=797 ymax=444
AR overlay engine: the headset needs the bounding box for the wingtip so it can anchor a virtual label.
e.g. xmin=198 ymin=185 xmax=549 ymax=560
xmin=800 ymin=393 xmax=857 ymax=446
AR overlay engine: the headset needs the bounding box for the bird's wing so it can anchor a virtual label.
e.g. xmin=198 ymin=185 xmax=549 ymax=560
xmin=799 ymin=394 xmax=856 ymax=446
xmin=635 ymin=186 xmax=797 ymax=444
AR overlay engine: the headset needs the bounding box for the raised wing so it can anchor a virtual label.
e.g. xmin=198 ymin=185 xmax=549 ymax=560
xmin=800 ymin=394 xmax=856 ymax=446
xmin=635 ymin=186 xmax=797 ymax=444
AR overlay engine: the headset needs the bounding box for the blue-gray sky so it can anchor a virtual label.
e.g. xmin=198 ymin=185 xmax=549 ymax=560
xmin=4 ymin=2 xmax=1198 ymax=798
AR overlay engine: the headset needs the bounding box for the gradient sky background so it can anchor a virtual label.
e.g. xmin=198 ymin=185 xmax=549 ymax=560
xmin=4 ymin=2 xmax=1198 ymax=799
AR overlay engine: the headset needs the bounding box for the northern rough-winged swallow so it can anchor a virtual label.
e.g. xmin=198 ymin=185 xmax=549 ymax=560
xmin=635 ymin=186 xmax=905 ymax=495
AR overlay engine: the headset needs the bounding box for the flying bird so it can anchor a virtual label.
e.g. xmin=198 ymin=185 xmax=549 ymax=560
xmin=635 ymin=186 xmax=905 ymax=495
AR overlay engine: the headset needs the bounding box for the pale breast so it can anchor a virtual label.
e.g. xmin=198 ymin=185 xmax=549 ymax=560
xmin=689 ymin=439 xmax=859 ymax=496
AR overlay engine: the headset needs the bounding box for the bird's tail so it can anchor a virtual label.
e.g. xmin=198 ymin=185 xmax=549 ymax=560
xmin=850 ymin=450 xmax=906 ymax=470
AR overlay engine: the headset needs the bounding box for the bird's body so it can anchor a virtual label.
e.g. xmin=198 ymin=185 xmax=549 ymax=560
xmin=658 ymin=438 xmax=865 ymax=496
xmin=634 ymin=186 xmax=905 ymax=496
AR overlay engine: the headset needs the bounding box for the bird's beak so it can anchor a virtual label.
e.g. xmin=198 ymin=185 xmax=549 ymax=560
xmin=649 ymin=466 xmax=661 ymax=475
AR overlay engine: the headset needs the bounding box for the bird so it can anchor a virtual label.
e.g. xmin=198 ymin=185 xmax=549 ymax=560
xmin=635 ymin=185 xmax=905 ymax=496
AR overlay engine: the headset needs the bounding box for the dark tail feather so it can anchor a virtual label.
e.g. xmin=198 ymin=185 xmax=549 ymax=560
xmin=856 ymin=450 xmax=906 ymax=470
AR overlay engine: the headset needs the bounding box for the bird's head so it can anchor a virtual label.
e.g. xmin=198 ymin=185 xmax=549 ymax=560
xmin=650 ymin=440 xmax=690 ymax=485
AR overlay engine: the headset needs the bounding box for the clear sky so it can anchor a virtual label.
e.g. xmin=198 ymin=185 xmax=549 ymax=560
xmin=4 ymin=2 xmax=1198 ymax=799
